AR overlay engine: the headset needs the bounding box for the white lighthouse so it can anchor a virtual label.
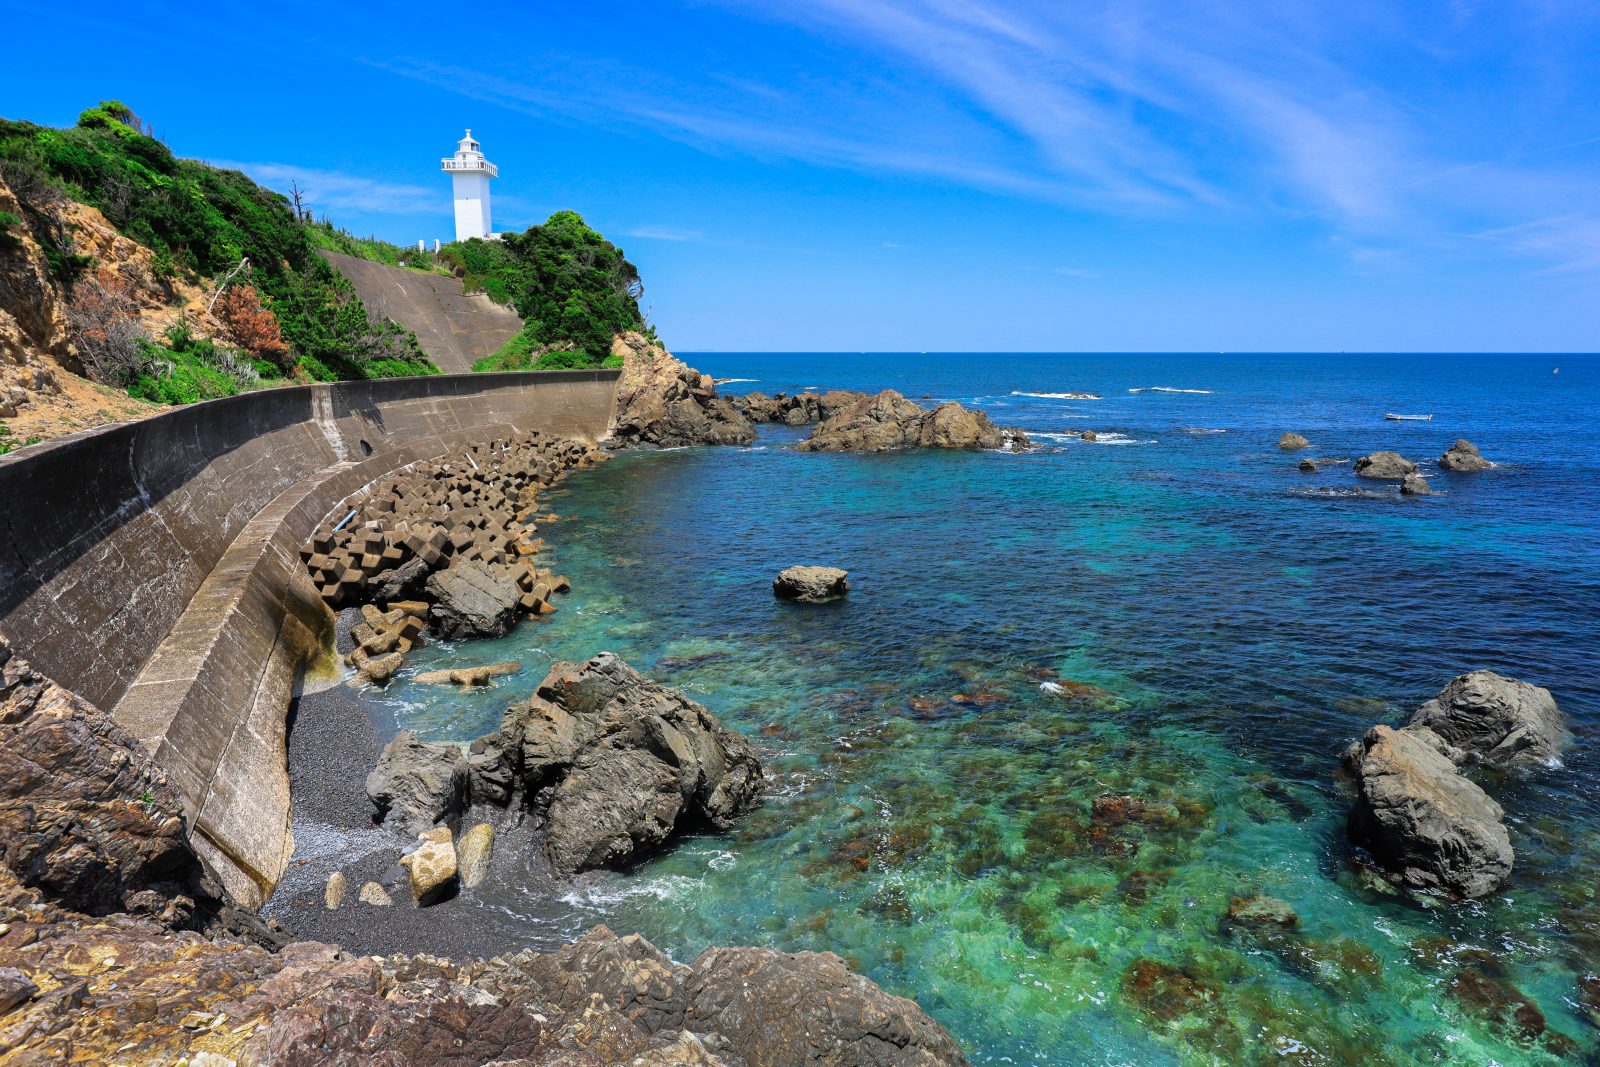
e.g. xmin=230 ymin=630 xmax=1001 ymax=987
xmin=441 ymin=129 xmax=497 ymax=241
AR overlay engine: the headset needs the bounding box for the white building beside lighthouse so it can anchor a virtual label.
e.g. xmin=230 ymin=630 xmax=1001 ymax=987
xmin=441 ymin=130 xmax=496 ymax=241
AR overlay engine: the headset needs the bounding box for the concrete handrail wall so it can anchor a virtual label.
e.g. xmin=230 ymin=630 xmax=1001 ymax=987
xmin=0 ymin=369 xmax=619 ymax=904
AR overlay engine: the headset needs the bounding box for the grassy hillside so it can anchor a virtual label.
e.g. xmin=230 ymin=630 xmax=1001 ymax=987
xmin=0 ymin=101 xmax=436 ymax=401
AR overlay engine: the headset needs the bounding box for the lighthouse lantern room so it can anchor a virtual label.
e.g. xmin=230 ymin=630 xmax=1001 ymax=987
xmin=442 ymin=130 xmax=497 ymax=241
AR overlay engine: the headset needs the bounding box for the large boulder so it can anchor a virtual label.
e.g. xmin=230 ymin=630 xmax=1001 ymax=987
xmin=366 ymin=729 xmax=471 ymax=835
xmin=609 ymin=332 xmax=755 ymax=448
xmin=1400 ymin=472 xmax=1432 ymax=496
xmin=400 ymin=827 xmax=458 ymax=905
xmin=683 ymin=944 xmax=969 ymax=1067
xmin=773 ymin=565 xmax=850 ymax=603
xmin=798 ymin=390 xmax=1027 ymax=452
xmin=1354 ymin=451 xmax=1419 ymax=480
xmin=1278 ymin=432 xmax=1311 ymax=450
xmin=1407 ymin=670 xmax=1567 ymax=768
xmin=0 ymin=638 xmax=204 ymax=922
xmin=1440 ymin=439 xmax=1493 ymax=472
xmin=1347 ymin=725 xmax=1513 ymax=898
xmin=484 ymin=653 xmax=764 ymax=875
xmin=425 ymin=559 xmax=520 ymax=639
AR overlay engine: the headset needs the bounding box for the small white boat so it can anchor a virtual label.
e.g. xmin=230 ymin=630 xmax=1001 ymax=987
xmin=1384 ymin=413 xmax=1433 ymax=421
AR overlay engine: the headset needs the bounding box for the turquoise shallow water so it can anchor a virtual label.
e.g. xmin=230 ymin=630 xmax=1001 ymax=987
xmin=367 ymin=353 xmax=1599 ymax=1065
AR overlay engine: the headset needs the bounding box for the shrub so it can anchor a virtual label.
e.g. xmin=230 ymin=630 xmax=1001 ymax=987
xmin=216 ymin=284 xmax=291 ymax=368
xmin=66 ymin=277 xmax=151 ymax=385
xmin=444 ymin=211 xmax=648 ymax=369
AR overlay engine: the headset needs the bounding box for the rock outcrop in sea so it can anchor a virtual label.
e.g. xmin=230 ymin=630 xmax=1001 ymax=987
xmin=797 ymin=389 xmax=1029 ymax=452
xmin=1440 ymin=438 xmax=1494 ymax=472
xmin=1354 ymin=451 xmax=1419 ymax=480
xmin=1342 ymin=671 xmax=1568 ymax=898
xmin=1407 ymin=670 xmax=1567 ymax=767
xmin=609 ymin=332 xmax=756 ymax=447
xmin=1346 ymin=725 xmax=1513 ymax=899
xmin=774 ymin=565 xmax=851 ymax=603
xmin=1278 ymin=432 xmax=1311 ymax=450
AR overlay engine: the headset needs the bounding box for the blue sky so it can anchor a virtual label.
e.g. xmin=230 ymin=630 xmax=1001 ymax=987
xmin=8 ymin=1 xmax=1600 ymax=351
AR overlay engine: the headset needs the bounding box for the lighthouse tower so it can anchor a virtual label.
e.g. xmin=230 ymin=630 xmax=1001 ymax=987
xmin=442 ymin=130 xmax=497 ymax=241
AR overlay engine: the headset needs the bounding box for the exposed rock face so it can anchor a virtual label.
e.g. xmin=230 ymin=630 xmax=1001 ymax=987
xmin=457 ymin=822 xmax=495 ymax=888
xmin=0 ymin=887 xmax=967 ymax=1065
xmin=737 ymin=390 xmax=865 ymax=425
xmin=0 ymin=638 xmax=203 ymax=923
xmin=1354 ymin=451 xmax=1419 ymax=480
xmin=426 ymin=559 xmax=521 ymax=639
xmin=365 ymin=729 xmax=471 ymax=835
xmin=683 ymin=944 xmax=969 ymax=1066
xmin=0 ymin=175 xmax=70 ymax=415
xmin=774 ymin=565 xmax=851 ymax=603
xmin=1401 ymin=472 xmax=1432 ymax=495
xmin=1407 ymin=670 xmax=1567 ymax=768
xmin=610 ymin=332 xmax=755 ymax=448
xmin=1347 ymin=725 xmax=1513 ymax=898
xmin=798 ymin=390 xmax=1028 ymax=452
xmin=1440 ymin=439 xmax=1493 ymax=472
xmin=482 ymin=654 xmax=764 ymax=875
xmin=1278 ymin=432 xmax=1311 ymax=450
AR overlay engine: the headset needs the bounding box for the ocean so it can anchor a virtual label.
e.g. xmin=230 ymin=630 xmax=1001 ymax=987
xmin=366 ymin=352 xmax=1599 ymax=1065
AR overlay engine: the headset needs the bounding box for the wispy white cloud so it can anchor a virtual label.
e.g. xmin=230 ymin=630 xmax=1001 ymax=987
xmin=365 ymin=1 xmax=1600 ymax=274
xmin=622 ymin=225 xmax=705 ymax=242
xmin=209 ymin=160 xmax=440 ymax=217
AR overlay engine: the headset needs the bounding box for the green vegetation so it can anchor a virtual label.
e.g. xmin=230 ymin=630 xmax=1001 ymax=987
xmin=449 ymin=210 xmax=647 ymax=370
xmin=0 ymin=423 xmax=41 ymax=455
xmin=124 ymin=318 xmax=265 ymax=405
xmin=303 ymin=220 xmax=452 ymax=276
xmin=0 ymin=101 xmax=436 ymax=396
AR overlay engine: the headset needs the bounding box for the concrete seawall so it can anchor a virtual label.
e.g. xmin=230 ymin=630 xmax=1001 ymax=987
xmin=0 ymin=369 xmax=619 ymax=904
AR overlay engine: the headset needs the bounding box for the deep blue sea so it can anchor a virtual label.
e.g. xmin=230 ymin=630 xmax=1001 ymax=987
xmin=373 ymin=353 xmax=1599 ymax=1065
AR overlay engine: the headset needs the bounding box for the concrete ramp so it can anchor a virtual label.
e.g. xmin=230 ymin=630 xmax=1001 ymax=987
xmin=321 ymin=250 xmax=523 ymax=373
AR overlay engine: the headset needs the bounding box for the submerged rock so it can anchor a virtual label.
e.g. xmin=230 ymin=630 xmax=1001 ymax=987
xmin=1354 ymin=451 xmax=1419 ymax=480
xmin=609 ymin=332 xmax=755 ymax=448
xmin=1081 ymin=430 xmax=1099 ymax=442
xmin=425 ymin=560 xmax=520 ymax=639
xmin=1347 ymin=725 xmax=1512 ymax=898
xmin=483 ymin=653 xmax=764 ymax=875
xmin=1298 ymin=458 xmax=1317 ymax=472
xmin=1223 ymin=895 xmax=1300 ymax=932
xmin=797 ymin=389 xmax=1028 ymax=452
xmin=1279 ymin=432 xmax=1311 ymax=450
xmin=1407 ymin=670 xmax=1567 ymax=768
xmin=366 ymin=729 xmax=470 ymax=836
xmin=414 ymin=661 xmax=521 ymax=686
xmin=774 ymin=565 xmax=851 ymax=603
xmin=1440 ymin=438 xmax=1493 ymax=472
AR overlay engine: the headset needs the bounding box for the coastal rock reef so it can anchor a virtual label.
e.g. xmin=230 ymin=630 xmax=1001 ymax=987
xmin=0 ymin=640 xmax=965 ymax=1065
xmin=1344 ymin=670 xmax=1568 ymax=898
xmin=797 ymin=389 xmax=1029 ymax=452
xmin=609 ymin=332 xmax=755 ymax=448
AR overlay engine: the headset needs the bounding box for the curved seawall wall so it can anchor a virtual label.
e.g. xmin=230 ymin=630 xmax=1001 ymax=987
xmin=0 ymin=369 xmax=619 ymax=904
